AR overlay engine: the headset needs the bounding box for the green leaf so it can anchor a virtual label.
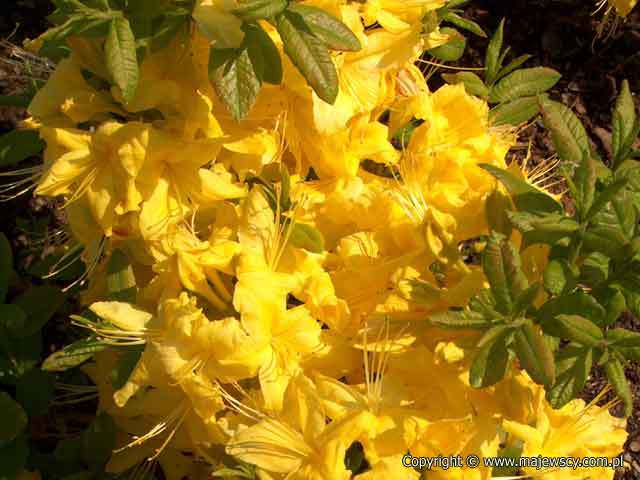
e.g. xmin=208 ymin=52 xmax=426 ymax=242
xmin=544 ymin=259 xmax=577 ymax=295
xmin=539 ymin=96 xmax=590 ymax=172
xmin=12 ymin=286 xmax=65 ymax=338
xmin=612 ymin=79 xmax=638 ymax=168
xmin=232 ymin=0 xmax=288 ymax=22
xmin=608 ymin=328 xmax=640 ymax=348
xmin=604 ymin=358 xmax=632 ymax=416
xmin=507 ymin=211 xmax=580 ymax=247
xmin=482 ymin=232 xmax=528 ymax=315
xmin=485 ymin=188 xmax=513 ymax=236
xmin=111 ymin=348 xmax=142 ymax=390
xmin=469 ymin=325 xmax=511 ymax=388
xmin=105 ymin=17 xmax=139 ymax=104
xmin=495 ymin=54 xmax=532 ymax=82
xmin=0 ymin=436 xmax=28 ymax=479
xmin=489 ymin=67 xmax=560 ymax=103
xmin=287 ymin=4 xmax=361 ymax=51
xmin=586 ymin=177 xmax=629 ymax=220
xmin=484 ymin=19 xmax=505 ymax=86
xmin=16 ymin=369 xmax=54 ymax=417
xmin=429 ymin=309 xmax=493 ymax=329
xmin=513 ymin=321 xmax=555 ymax=387
xmin=276 ymin=10 xmax=338 ymax=104
xmin=583 ymin=189 xmax=636 ymax=256
xmin=580 ymin=252 xmax=609 ymax=285
xmin=0 ymin=95 xmax=31 ymax=108
xmin=42 ymin=337 xmax=107 ymax=372
xmin=0 ymin=234 xmax=11 ymax=304
xmin=552 ymin=314 xmax=604 ymax=347
xmin=479 ymin=164 xmax=562 ymax=214
xmin=572 ymin=153 xmax=597 ymax=220
xmin=489 ymin=96 xmax=540 ymax=126
xmin=428 ymin=27 xmax=466 ymax=62
xmin=441 ymin=72 xmax=489 ymax=99
xmin=288 ymin=222 xmax=325 ymax=253
xmin=106 ymin=250 xmax=136 ymax=303
xmin=246 ymin=23 xmax=283 ymax=85
xmin=209 ymin=42 xmax=262 ymax=121
xmin=546 ymin=346 xmax=592 ymax=409
xmin=81 ymin=412 xmax=116 ymax=468
xmin=0 ymin=392 xmax=27 ymax=444
xmin=0 ymin=130 xmax=45 ymax=168
xmin=441 ymin=11 xmax=486 ymax=37
xmin=595 ymin=288 xmax=626 ymax=327
xmin=512 ymin=282 xmax=541 ymax=316
xmin=537 ymin=291 xmax=606 ymax=328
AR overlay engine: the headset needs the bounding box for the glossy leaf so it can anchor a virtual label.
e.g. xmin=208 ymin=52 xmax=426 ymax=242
xmin=105 ymin=17 xmax=139 ymax=103
xmin=489 ymin=96 xmax=540 ymax=126
xmin=483 ymin=232 xmax=528 ymax=315
xmin=287 ymin=4 xmax=361 ymax=51
xmin=484 ymin=19 xmax=504 ymax=85
xmin=489 ymin=67 xmax=560 ymax=104
xmin=547 ymin=346 xmax=592 ymax=409
xmin=470 ymin=325 xmax=511 ymax=388
xmin=514 ymin=321 xmax=555 ymax=386
xmin=442 ymin=72 xmax=489 ymax=99
xmin=604 ymin=358 xmax=632 ymax=416
xmin=276 ymin=10 xmax=338 ymax=104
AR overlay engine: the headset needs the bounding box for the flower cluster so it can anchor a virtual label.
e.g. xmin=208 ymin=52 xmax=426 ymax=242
xmin=22 ymin=0 xmax=628 ymax=479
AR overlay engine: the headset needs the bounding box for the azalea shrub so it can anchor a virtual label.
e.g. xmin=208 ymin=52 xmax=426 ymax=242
xmin=0 ymin=0 xmax=639 ymax=479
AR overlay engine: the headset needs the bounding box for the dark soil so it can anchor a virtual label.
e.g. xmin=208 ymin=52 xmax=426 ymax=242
xmin=1 ymin=0 xmax=640 ymax=478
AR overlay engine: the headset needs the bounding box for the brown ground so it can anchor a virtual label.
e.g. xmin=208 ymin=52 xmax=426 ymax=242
xmin=1 ymin=0 xmax=639 ymax=478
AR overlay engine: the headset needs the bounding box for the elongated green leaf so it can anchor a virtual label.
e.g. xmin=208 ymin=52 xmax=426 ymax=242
xmin=514 ymin=321 xmax=555 ymax=387
xmin=489 ymin=96 xmax=540 ymax=126
xmin=495 ymin=54 xmax=532 ymax=82
xmin=105 ymin=17 xmax=139 ymax=104
xmin=537 ymin=290 xmax=606 ymax=327
xmin=485 ymin=188 xmax=513 ymax=236
xmin=289 ymin=222 xmax=325 ymax=253
xmin=106 ymin=250 xmax=136 ymax=303
xmin=483 ymin=232 xmax=528 ymax=315
xmin=42 ymin=337 xmax=107 ymax=372
xmin=553 ymin=314 xmax=604 ymax=347
xmin=441 ymin=11 xmax=486 ymax=37
xmin=586 ymin=178 xmax=628 ymax=220
xmin=442 ymin=72 xmax=489 ymax=99
xmin=276 ymin=10 xmax=338 ymax=104
xmin=287 ymin=4 xmax=361 ymax=51
xmin=596 ymin=288 xmax=626 ymax=327
xmin=429 ymin=27 xmax=466 ymax=62
xmin=111 ymin=348 xmax=143 ymax=390
xmin=0 ymin=233 xmax=11 ymax=304
xmin=543 ymin=259 xmax=577 ymax=296
xmin=539 ymin=96 xmax=590 ymax=172
xmin=512 ymin=283 xmax=540 ymax=316
xmin=232 ymin=0 xmax=287 ymax=21
xmin=485 ymin=19 xmax=504 ymax=86
xmin=0 ymin=95 xmax=31 ymax=108
xmin=572 ymin=152 xmax=597 ymax=220
xmin=429 ymin=309 xmax=492 ymax=329
xmin=0 ymin=304 xmax=27 ymax=339
xmin=0 ymin=130 xmax=45 ymax=168
xmin=612 ymin=79 xmax=638 ymax=168
xmin=608 ymin=328 xmax=640 ymax=348
xmin=507 ymin=211 xmax=579 ymax=247
xmin=0 ymin=392 xmax=27 ymax=443
xmin=604 ymin=358 xmax=632 ymax=416
xmin=479 ymin=164 xmax=562 ymax=214
xmin=209 ymin=43 xmax=262 ymax=121
xmin=470 ymin=325 xmax=511 ymax=388
xmin=489 ymin=68 xmax=560 ymax=103
xmin=246 ymin=23 xmax=283 ymax=85
xmin=583 ymin=189 xmax=636 ymax=256
xmin=546 ymin=346 xmax=592 ymax=409
xmin=0 ymin=332 xmax=41 ymax=384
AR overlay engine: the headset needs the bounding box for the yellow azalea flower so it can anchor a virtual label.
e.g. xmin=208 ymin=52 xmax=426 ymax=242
xmin=361 ymin=0 xmax=446 ymax=34
xmin=502 ymin=389 xmax=627 ymax=479
xmin=227 ymin=374 xmax=377 ymax=479
xmin=118 ymin=31 xmax=223 ymax=140
xmin=603 ymin=0 xmax=637 ymax=16
xmin=28 ymin=55 xmax=117 ymax=127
